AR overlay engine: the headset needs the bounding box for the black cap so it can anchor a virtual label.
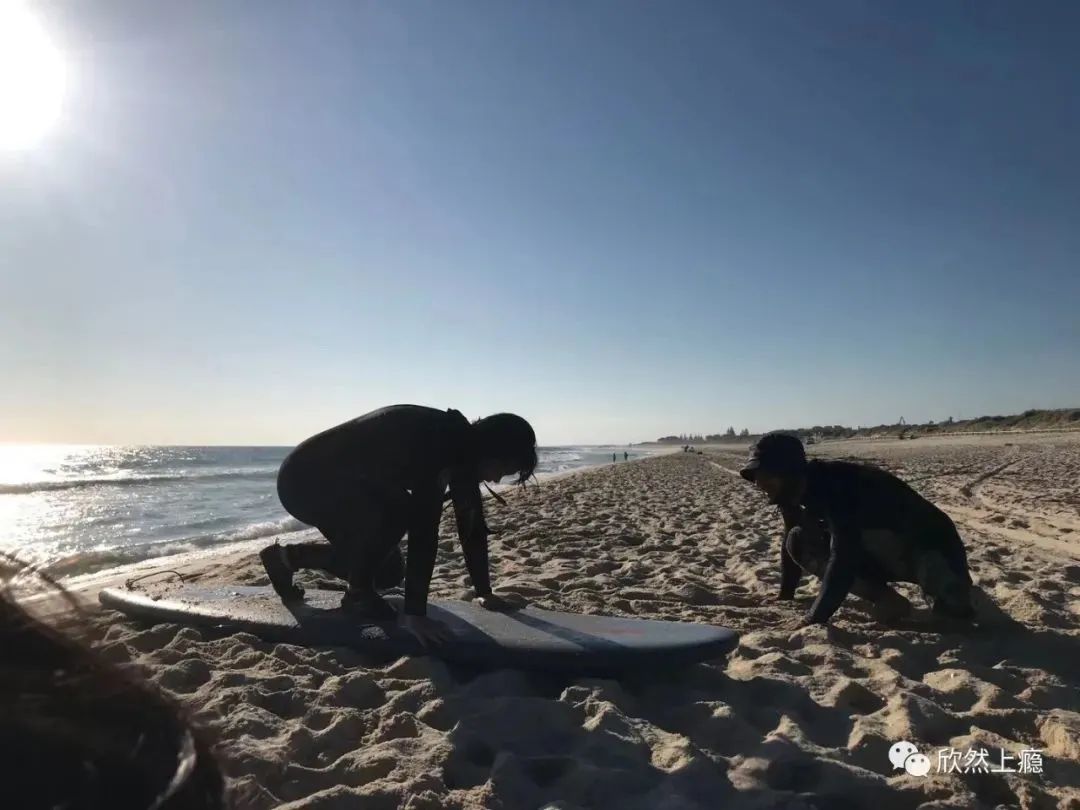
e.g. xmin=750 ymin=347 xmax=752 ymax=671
xmin=739 ymin=432 xmax=807 ymax=482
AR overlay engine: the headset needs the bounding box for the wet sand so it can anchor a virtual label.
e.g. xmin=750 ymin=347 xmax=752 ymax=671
xmin=72 ymin=434 xmax=1079 ymax=809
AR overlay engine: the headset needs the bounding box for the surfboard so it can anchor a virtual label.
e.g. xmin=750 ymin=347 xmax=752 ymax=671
xmin=99 ymin=585 xmax=738 ymax=676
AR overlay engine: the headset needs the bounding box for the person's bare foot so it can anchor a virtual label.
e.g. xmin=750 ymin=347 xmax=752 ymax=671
xmin=259 ymin=543 xmax=305 ymax=602
xmin=475 ymin=592 xmax=527 ymax=611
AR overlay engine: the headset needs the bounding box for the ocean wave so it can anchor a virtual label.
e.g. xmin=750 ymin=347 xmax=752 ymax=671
xmin=43 ymin=516 xmax=310 ymax=578
xmin=0 ymin=467 xmax=279 ymax=495
xmin=4 ymin=449 xmax=592 ymax=496
xmin=538 ymin=450 xmax=584 ymax=463
xmin=536 ymin=461 xmax=583 ymax=474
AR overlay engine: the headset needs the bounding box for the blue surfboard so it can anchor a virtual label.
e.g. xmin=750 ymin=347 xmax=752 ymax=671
xmin=99 ymin=585 xmax=738 ymax=676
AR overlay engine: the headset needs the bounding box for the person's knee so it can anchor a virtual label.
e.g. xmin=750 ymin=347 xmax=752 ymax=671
xmin=918 ymin=552 xmax=975 ymax=617
xmin=916 ymin=552 xmax=955 ymax=595
xmin=932 ymin=582 xmax=975 ymax=619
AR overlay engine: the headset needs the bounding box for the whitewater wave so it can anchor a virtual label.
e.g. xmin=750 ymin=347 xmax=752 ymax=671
xmin=540 ymin=449 xmax=585 ymax=463
xmin=0 ymin=467 xmax=279 ymax=495
xmin=5 ymin=449 xmax=595 ymax=496
xmin=537 ymin=461 xmax=586 ymax=474
xmin=42 ymin=516 xmax=310 ymax=579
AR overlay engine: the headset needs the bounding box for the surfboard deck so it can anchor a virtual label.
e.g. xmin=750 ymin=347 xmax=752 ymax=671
xmin=99 ymin=585 xmax=738 ymax=675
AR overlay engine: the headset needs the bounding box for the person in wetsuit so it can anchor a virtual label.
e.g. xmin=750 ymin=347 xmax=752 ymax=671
xmin=739 ymin=433 xmax=975 ymax=627
xmin=260 ymin=405 xmax=538 ymax=646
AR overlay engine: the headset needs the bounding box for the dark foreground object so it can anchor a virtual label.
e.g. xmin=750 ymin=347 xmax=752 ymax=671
xmin=99 ymin=585 xmax=739 ymax=676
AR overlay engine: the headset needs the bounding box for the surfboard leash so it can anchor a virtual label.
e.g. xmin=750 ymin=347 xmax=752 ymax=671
xmin=124 ymin=569 xmax=191 ymax=590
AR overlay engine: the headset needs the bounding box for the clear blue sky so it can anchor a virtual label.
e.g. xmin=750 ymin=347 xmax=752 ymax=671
xmin=2 ymin=1 xmax=1078 ymax=445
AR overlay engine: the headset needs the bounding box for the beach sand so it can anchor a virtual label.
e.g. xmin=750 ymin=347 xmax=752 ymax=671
xmin=66 ymin=434 xmax=1079 ymax=809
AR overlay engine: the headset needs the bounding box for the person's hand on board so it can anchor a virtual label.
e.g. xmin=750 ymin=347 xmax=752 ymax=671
xmin=475 ymin=592 xmax=526 ymax=612
xmin=399 ymin=614 xmax=453 ymax=648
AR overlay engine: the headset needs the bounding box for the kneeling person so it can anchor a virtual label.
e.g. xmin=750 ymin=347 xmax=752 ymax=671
xmin=261 ymin=405 xmax=537 ymax=645
xmin=739 ymin=433 xmax=975 ymax=627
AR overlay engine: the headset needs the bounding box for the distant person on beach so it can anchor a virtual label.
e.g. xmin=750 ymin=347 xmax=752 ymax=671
xmin=624 ymin=451 xmax=629 ymax=461
xmin=262 ymin=405 xmax=537 ymax=647
xmin=739 ymin=433 xmax=975 ymax=627
xmin=612 ymin=453 xmax=617 ymax=463
xmin=1 ymin=559 xmax=225 ymax=810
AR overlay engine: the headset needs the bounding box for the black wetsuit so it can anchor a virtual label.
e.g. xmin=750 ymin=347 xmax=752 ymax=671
xmin=780 ymin=460 xmax=974 ymax=623
xmin=275 ymin=405 xmax=492 ymax=616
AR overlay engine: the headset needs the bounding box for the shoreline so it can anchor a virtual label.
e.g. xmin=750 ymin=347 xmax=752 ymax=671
xmin=41 ymin=451 xmax=674 ymax=609
xmin=15 ymin=447 xmax=676 ymax=598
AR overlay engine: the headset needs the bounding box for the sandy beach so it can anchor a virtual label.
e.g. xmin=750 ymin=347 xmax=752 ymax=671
xmin=7 ymin=1 xmax=1079 ymax=806
xmin=64 ymin=434 xmax=1080 ymax=809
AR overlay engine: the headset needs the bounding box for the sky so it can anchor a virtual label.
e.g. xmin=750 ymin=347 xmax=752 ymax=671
xmin=2 ymin=0 xmax=1078 ymax=446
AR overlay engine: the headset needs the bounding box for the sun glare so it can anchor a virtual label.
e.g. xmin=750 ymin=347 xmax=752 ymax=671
xmin=0 ymin=1 xmax=66 ymax=150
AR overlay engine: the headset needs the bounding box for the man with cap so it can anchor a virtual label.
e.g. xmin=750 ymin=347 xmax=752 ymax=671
xmin=739 ymin=432 xmax=976 ymax=627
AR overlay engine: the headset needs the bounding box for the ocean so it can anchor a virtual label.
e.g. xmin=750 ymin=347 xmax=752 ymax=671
xmin=0 ymin=444 xmax=647 ymax=578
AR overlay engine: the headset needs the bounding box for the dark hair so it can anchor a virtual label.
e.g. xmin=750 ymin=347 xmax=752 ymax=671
xmin=472 ymin=412 xmax=538 ymax=485
xmin=0 ymin=557 xmax=225 ymax=810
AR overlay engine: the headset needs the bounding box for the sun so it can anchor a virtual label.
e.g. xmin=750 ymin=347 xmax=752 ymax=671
xmin=0 ymin=2 xmax=66 ymax=150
